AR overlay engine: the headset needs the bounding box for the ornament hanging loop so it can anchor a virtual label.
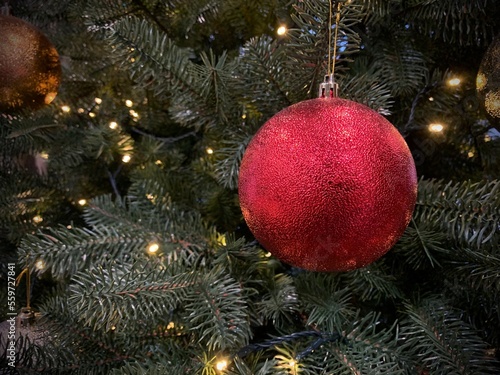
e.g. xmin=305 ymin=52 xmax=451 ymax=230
xmin=320 ymin=0 xmax=343 ymax=98
xmin=1 ymin=2 xmax=10 ymax=16
xmin=319 ymin=74 xmax=338 ymax=98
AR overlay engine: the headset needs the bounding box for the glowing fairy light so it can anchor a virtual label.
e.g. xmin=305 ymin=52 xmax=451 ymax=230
xmin=61 ymin=105 xmax=70 ymax=113
xmin=429 ymin=123 xmax=444 ymax=133
xmin=447 ymin=77 xmax=461 ymax=86
xmin=109 ymin=121 xmax=118 ymax=129
xmin=148 ymin=243 xmax=159 ymax=254
xmin=277 ymin=25 xmax=287 ymax=36
xmin=215 ymin=359 xmax=228 ymax=371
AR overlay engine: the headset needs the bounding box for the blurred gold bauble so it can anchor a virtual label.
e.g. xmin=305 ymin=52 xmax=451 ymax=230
xmin=0 ymin=15 xmax=61 ymax=113
xmin=476 ymin=36 xmax=500 ymax=124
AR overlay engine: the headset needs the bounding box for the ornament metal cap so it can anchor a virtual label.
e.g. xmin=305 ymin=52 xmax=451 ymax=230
xmin=319 ymin=74 xmax=338 ymax=98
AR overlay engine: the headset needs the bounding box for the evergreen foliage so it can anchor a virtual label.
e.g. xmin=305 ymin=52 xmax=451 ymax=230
xmin=0 ymin=0 xmax=499 ymax=374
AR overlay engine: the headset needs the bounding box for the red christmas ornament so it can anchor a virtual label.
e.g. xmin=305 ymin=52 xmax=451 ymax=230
xmin=238 ymin=98 xmax=417 ymax=272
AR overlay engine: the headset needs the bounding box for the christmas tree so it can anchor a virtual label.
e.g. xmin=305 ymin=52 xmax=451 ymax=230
xmin=1 ymin=0 xmax=499 ymax=373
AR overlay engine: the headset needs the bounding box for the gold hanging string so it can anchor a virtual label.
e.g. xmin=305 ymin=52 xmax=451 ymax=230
xmin=320 ymin=1 xmax=343 ymax=98
xmin=327 ymin=0 xmax=333 ymax=76
xmin=16 ymin=267 xmax=31 ymax=310
xmin=331 ymin=1 xmax=342 ymax=78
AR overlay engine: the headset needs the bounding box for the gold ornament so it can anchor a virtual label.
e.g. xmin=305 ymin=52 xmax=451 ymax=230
xmin=0 ymin=15 xmax=61 ymax=113
xmin=477 ymin=36 xmax=500 ymax=120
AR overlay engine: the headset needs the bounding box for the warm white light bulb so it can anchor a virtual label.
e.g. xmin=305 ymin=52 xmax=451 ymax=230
xmin=429 ymin=123 xmax=444 ymax=133
xmin=125 ymin=100 xmax=133 ymax=107
xmin=33 ymin=215 xmax=43 ymax=224
xmin=277 ymin=25 xmax=287 ymax=36
xmin=206 ymin=147 xmax=214 ymax=155
xmin=78 ymin=199 xmax=87 ymax=206
xmin=216 ymin=360 xmax=227 ymax=371
xmin=95 ymin=97 xmax=102 ymax=104
xmin=448 ymin=77 xmax=461 ymax=86
xmin=148 ymin=243 xmax=159 ymax=253
xmin=109 ymin=121 xmax=118 ymax=129
xmin=61 ymin=105 xmax=71 ymax=113
xmin=122 ymin=154 xmax=132 ymax=163
xmin=35 ymin=260 xmax=45 ymax=270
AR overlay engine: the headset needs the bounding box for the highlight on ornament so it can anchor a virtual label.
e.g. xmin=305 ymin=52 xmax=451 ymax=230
xmin=0 ymin=15 xmax=61 ymax=113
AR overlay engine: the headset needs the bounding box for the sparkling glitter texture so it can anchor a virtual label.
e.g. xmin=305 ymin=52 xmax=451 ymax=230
xmin=238 ymin=98 xmax=418 ymax=272
xmin=477 ymin=36 xmax=500 ymax=120
xmin=0 ymin=15 xmax=61 ymax=113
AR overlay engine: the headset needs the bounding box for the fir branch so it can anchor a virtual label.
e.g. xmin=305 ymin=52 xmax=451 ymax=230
xmin=18 ymin=225 xmax=158 ymax=279
xmin=400 ymin=297 xmax=500 ymax=374
xmin=415 ymin=179 xmax=500 ymax=251
xmin=257 ymin=274 xmax=300 ymax=329
xmin=295 ymin=272 xmax=356 ymax=333
xmin=213 ymin=130 xmax=252 ymax=190
xmin=184 ymin=269 xmax=252 ymax=351
xmin=339 ymin=262 xmax=404 ymax=302
xmin=68 ymin=264 xmax=198 ymax=332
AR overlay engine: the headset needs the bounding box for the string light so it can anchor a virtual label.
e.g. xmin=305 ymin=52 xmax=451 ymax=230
xmin=447 ymin=77 xmax=461 ymax=86
xmin=206 ymin=147 xmax=214 ymax=155
xmin=89 ymin=112 xmax=96 ymax=118
xmin=61 ymin=105 xmax=71 ymax=113
xmin=215 ymin=359 xmax=228 ymax=371
xmin=428 ymin=97 xmax=434 ymax=101
xmin=122 ymin=154 xmax=132 ymax=163
xmin=129 ymin=109 xmax=139 ymax=118
xmin=428 ymin=123 xmax=444 ymax=133
xmin=125 ymin=99 xmax=133 ymax=107
xmin=94 ymin=97 xmax=102 ymax=104
xmin=77 ymin=108 xmax=85 ymax=114
xmin=167 ymin=321 xmax=175 ymax=329
xmin=40 ymin=152 xmax=49 ymax=160
xmin=33 ymin=215 xmax=43 ymax=224
xmin=277 ymin=25 xmax=287 ymax=36
xmin=148 ymin=243 xmax=159 ymax=254
xmin=468 ymin=151 xmax=475 ymax=158
xmin=109 ymin=121 xmax=118 ymax=129
xmin=78 ymin=199 xmax=87 ymax=206
xmin=35 ymin=260 xmax=45 ymax=270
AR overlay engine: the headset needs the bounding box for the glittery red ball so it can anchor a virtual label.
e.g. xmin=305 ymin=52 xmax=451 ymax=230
xmin=238 ymin=98 xmax=417 ymax=272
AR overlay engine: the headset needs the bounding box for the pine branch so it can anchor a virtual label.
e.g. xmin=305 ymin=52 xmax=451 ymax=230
xmin=68 ymin=264 xmax=198 ymax=332
xmin=18 ymin=225 xmax=158 ymax=279
xmin=415 ymin=179 xmax=500 ymax=251
xmin=403 ymin=0 xmax=497 ymax=46
xmin=295 ymin=272 xmax=356 ymax=333
xmin=339 ymin=262 xmax=404 ymax=302
xmin=400 ymin=297 xmax=500 ymax=374
xmin=183 ymin=268 xmax=252 ymax=351
xmin=257 ymin=274 xmax=300 ymax=330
